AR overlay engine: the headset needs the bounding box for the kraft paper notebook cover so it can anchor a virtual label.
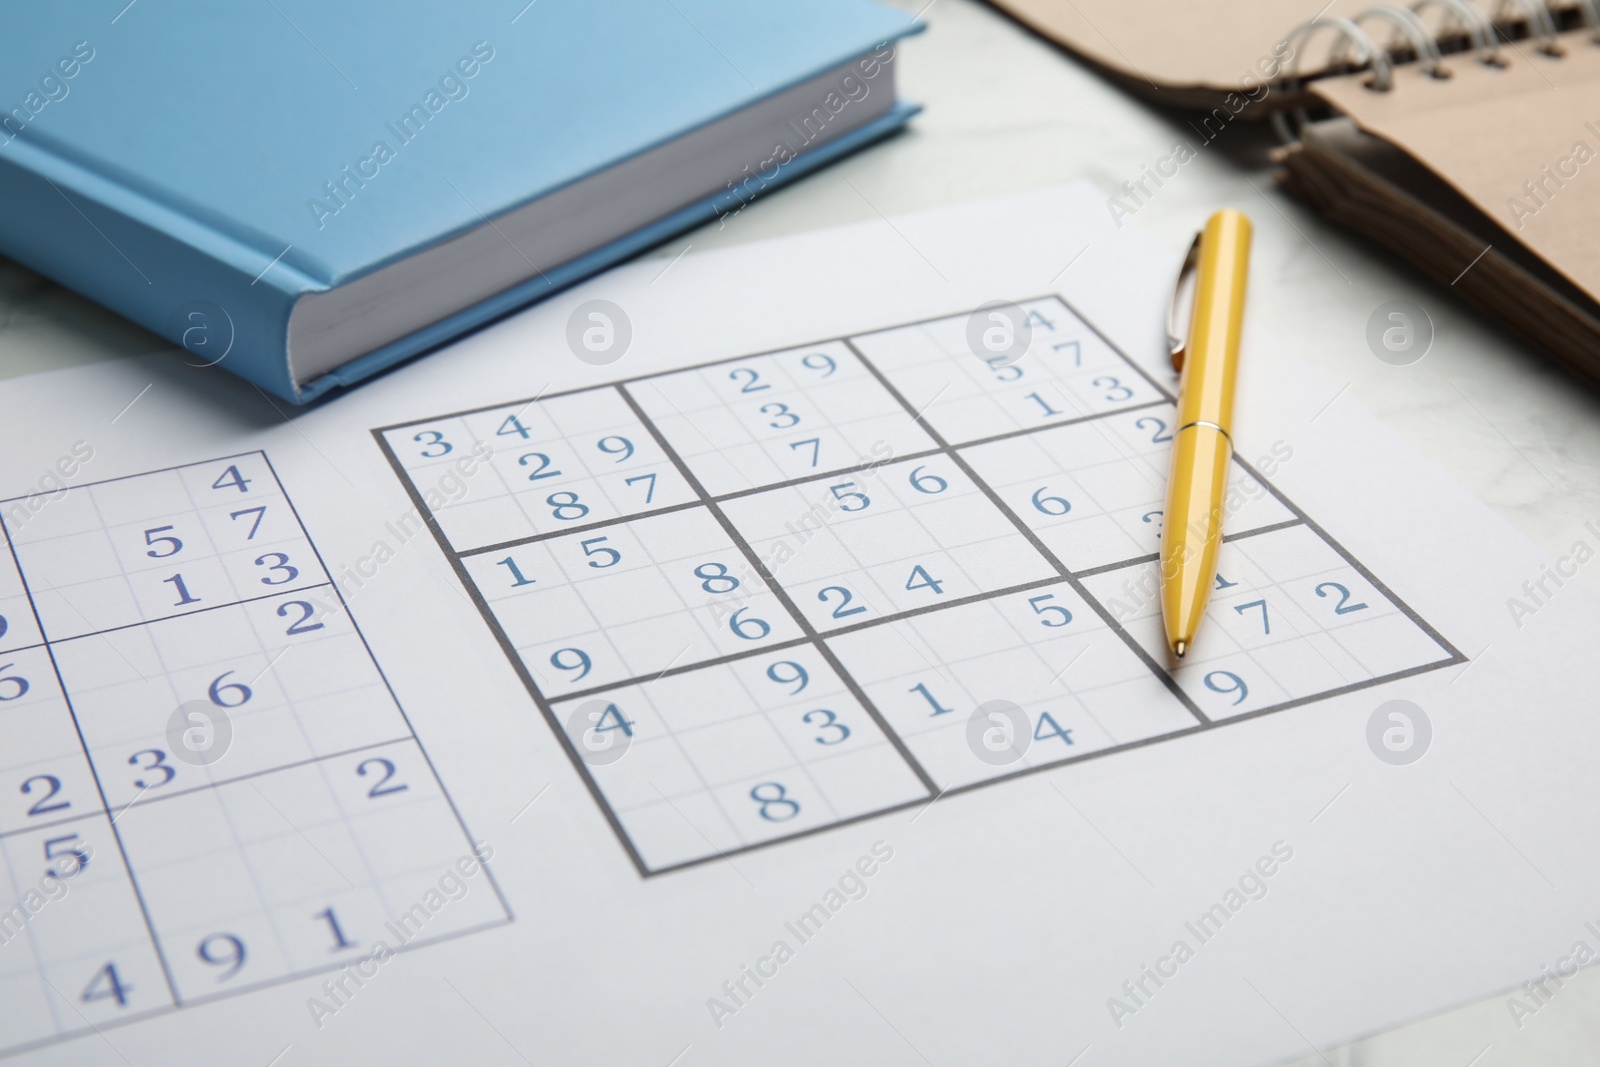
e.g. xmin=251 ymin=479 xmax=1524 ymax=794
xmin=0 ymin=0 xmax=921 ymax=403
xmin=984 ymin=0 xmax=1600 ymax=379
xmin=983 ymin=0 xmax=1589 ymax=105
xmin=1280 ymin=38 xmax=1600 ymax=377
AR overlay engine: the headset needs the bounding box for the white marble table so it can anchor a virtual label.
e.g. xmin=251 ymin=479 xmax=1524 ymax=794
xmin=3 ymin=1 xmax=1596 ymax=1061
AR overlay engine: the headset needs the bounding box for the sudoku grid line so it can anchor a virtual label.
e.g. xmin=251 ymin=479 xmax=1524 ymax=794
xmin=615 ymin=380 xmax=942 ymax=797
xmin=373 ymin=294 xmax=1466 ymax=877
xmin=1072 ymin=518 xmax=1310 ymax=579
xmin=1 ymin=494 xmax=182 ymax=1011
xmin=836 ymin=332 xmax=1211 ymax=725
xmin=0 ymin=451 xmax=510 ymax=1059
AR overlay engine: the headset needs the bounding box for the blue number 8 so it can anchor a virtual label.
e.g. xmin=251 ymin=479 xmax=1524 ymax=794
xmin=750 ymin=782 xmax=799 ymax=821
xmin=547 ymin=492 xmax=589 ymax=521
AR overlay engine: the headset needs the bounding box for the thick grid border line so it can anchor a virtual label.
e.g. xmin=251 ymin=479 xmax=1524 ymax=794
xmin=371 ymin=295 xmax=1466 ymax=878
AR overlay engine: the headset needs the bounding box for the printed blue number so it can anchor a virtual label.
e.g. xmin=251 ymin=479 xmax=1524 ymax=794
xmin=766 ymin=660 xmax=809 ymax=694
xmin=1027 ymin=309 xmax=1056 ymax=330
xmin=497 ymin=556 xmax=536 ymax=587
xmin=255 ymin=552 xmax=299 ymax=585
xmin=551 ymin=648 xmax=592 ymax=680
xmin=143 ymin=526 xmax=182 ymax=558
xmin=198 ymin=934 xmax=246 ymax=981
xmin=128 ymin=749 xmax=174 ymax=789
xmin=412 ymin=431 xmax=452 ymax=458
xmin=1314 ymin=582 xmax=1369 ymax=614
xmin=44 ymin=833 xmax=89 ymax=878
xmin=1215 ymin=572 xmax=1238 ymax=590
xmin=212 ymin=464 xmax=253 ymax=492
xmin=0 ymin=664 xmax=28 ymax=701
xmin=1135 ymin=416 xmax=1172 ymax=444
xmin=519 ymin=452 xmax=562 ymax=481
xmin=357 ymin=758 xmax=408 ymax=797
xmin=729 ymin=367 xmax=770 ymax=393
xmin=1233 ymin=599 xmax=1270 ymax=633
xmin=789 ymin=438 xmax=821 ymax=467
xmin=592 ymin=702 xmax=635 ymax=737
xmin=277 ymin=600 xmax=325 ymax=635
xmin=209 ymin=671 xmax=252 ymax=707
xmin=750 ymin=782 xmax=799 ymax=821
xmin=986 ymin=357 xmax=1023 ymax=382
xmin=729 ymin=608 xmax=770 ymax=640
xmin=1027 ymin=593 xmax=1072 ymax=627
xmin=547 ymin=491 xmax=589 ymax=521
xmin=803 ymin=709 xmax=850 ymax=745
xmin=163 ymin=573 xmax=201 ymax=605
xmin=1032 ymin=488 xmax=1071 ymax=516
xmin=1094 ymin=376 xmax=1134 ymax=402
xmin=760 ymin=402 xmax=800 ymax=429
xmin=21 ymin=775 xmax=68 ymax=816
xmin=910 ymin=681 xmax=953 ymax=716
xmin=818 ymin=585 xmax=866 ymax=618
xmin=1142 ymin=510 xmax=1162 ymax=533
xmin=695 ymin=562 xmax=740 ymax=593
xmin=1024 ymin=392 xmax=1062 ymax=418
xmin=905 ymin=565 xmax=944 ymax=595
xmin=82 ymin=963 xmax=130 ymax=1007
xmin=801 ymin=352 xmax=837 ymax=376
xmin=497 ymin=415 xmax=532 ymax=439
xmin=909 ymin=466 xmax=947 ymax=494
xmin=581 ymin=537 xmax=620 ymax=568
xmin=597 ymin=435 xmax=634 ymax=462
xmin=1052 ymin=340 xmax=1081 ymax=366
xmin=1203 ymin=670 xmax=1249 ymax=705
xmin=1034 ymin=711 xmax=1073 ymax=745
xmin=625 ymin=473 xmax=657 ymax=502
xmin=830 ymin=482 xmax=869 ymax=512
xmin=316 ymin=907 xmax=356 ymax=950
xmin=230 ymin=506 xmax=267 ymax=538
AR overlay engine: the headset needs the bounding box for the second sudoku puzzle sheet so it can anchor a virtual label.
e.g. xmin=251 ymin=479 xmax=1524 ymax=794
xmin=376 ymin=296 xmax=1464 ymax=876
xmin=0 ymin=452 xmax=508 ymax=1059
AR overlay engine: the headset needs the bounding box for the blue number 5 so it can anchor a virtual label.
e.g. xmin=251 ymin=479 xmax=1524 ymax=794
xmin=1027 ymin=593 xmax=1072 ymax=627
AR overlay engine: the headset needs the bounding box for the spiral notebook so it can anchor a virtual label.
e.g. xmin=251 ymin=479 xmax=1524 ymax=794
xmin=989 ymin=0 xmax=1600 ymax=379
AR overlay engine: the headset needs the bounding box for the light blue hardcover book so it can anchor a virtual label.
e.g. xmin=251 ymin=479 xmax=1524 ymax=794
xmin=0 ymin=0 xmax=921 ymax=402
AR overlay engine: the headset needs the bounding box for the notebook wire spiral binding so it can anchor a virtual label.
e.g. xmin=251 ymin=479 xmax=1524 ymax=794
xmin=1269 ymin=0 xmax=1600 ymax=140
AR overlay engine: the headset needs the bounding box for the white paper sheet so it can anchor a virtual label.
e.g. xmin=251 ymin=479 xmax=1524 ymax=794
xmin=0 ymin=182 xmax=1594 ymax=1067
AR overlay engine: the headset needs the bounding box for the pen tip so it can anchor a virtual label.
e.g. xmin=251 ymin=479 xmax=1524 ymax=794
xmin=1173 ymin=641 xmax=1186 ymax=659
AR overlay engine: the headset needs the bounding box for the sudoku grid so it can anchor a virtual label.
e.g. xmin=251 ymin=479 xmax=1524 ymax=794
xmin=374 ymin=295 xmax=1464 ymax=877
xmin=0 ymin=453 xmax=507 ymax=1059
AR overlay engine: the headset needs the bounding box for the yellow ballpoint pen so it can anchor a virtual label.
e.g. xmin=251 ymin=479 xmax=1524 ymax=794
xmin=1161 ymin=209 xmax=1252 ymax=659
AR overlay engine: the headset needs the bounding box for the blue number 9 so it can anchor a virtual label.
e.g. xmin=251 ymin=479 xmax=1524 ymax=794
xmin=597 ymin=436 xmax=635 ymax=462
xmin=1203 ymin=670 xmax=1248 ymax=705
xmin=551 ymin=648 xmax=592 ymax=681
xmin=198 ymin=933 xmax=246 ymax=981
xmin=766 ymin=660 xmax=809 ymax=694
xmin=801 ymin=352 xmax=837 ymax=377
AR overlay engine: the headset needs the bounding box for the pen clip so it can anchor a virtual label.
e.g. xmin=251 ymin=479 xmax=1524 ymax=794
xmin=1166 ymin=230 xmax=1202 ymax=373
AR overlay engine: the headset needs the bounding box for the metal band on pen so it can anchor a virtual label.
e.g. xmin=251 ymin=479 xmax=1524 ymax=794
xmin=1176 ymin=420 xmax=1233 ymax=448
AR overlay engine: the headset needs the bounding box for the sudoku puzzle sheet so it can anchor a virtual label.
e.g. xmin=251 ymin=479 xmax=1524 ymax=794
xmin=375 ymin=296 xmax=1464 ymax=877
xmin=0 ymin=453 xmax=507 ymax=1058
